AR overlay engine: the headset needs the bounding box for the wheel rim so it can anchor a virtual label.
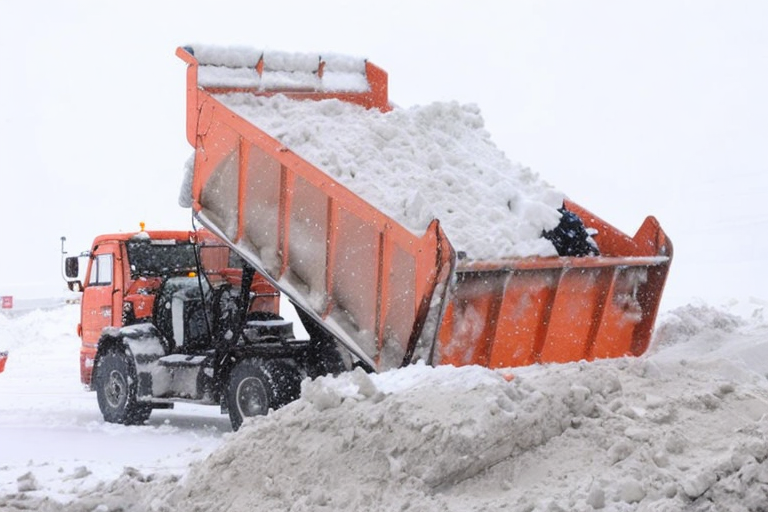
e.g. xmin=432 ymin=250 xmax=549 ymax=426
xmin=104 ymin=369 xmax=127 ymax=408
xmin=236 ymin=376 xmax=268 ymax=418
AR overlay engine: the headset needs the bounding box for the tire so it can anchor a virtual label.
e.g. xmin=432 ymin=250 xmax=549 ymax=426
xmin=307 ymin=337 xmax=347 ymax=379
xmin=293 ymin=306 xmax=347 ymax=378
xmin=95 ymin=349 xmax=151 ymax=425
xmin=227 ymin=358 xmax=302 ymax=431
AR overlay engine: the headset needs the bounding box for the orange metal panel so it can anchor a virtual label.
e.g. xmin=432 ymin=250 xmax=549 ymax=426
xmin=437 ymin=301 xmax=478 ymax=367
xmin=382 ymin=244 xmax=418 ymax=363
xmin=538 ymin=268 xmax=609 ymax=363
xmin=375 ymin=230 xmax=394 ymax=357
xmin=79 ymin=345 xmax=96 ymax=385
xmin=590 ymin=267 xmax=644 ymax=359
xmin=487 ymin=270 xmax=558 ymax=367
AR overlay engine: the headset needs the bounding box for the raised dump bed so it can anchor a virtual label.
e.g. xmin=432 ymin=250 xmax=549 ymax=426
xmin=177 ymin=45 xmax=672 ymax=372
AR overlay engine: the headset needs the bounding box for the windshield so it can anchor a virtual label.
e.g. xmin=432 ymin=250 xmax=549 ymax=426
xmin=126 ymin=240 xmax=199 ymax=278
xmin=125 ymin=239 xmax=238 ymax=279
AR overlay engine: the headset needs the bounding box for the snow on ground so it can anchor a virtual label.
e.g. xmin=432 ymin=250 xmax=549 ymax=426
xmin=0 ymin=305 xmax=228 ymax=509
xmin=2 ymin=300 xmax=768 ymax=511
xmin=215 ymin=93 xmax=565 ymax=260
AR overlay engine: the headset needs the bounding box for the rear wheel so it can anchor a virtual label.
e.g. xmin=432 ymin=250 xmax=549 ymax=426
xmin=294 ymin=306 xmax=348 ymax=378
xmin=307 ymin=337 xmax=347 ymax=378
xmin=227 ymin=358 xmax=302 ymax=431
xmin=95 ymin=349 xmax=151 ymax=425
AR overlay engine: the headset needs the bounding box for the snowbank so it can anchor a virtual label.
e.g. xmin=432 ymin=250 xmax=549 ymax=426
xmin=6 ymin=303 xmax=768 ymax=511
xmin=0 ymin=306 xmax=227 ymax=510
xmin=215 ymin=94 xmax=565 ymax=260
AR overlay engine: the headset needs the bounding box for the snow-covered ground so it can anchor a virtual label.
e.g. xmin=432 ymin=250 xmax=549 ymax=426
xmin=2 ymin=298 xmax=768 ymax=511
xmin=0 ymin=304 xmax=228 ymax=508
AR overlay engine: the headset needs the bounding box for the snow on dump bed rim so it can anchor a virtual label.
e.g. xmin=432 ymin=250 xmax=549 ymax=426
xmin=190 ymin=45 xmax=370 ymax=92
xmin=214 ymin=93 xmax=565 ymax=261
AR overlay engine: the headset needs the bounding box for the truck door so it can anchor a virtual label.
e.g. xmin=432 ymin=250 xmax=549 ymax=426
xmin=81 ymin=243 xmax=123 ymax=344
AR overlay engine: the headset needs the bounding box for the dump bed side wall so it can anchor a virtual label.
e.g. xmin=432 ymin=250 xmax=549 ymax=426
xmin=181 ymin=51 xmax=452 ymax=371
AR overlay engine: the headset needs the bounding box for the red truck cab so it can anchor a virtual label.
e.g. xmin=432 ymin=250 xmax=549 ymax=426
xmin=66 ymin=229 xmax=280 ymax=386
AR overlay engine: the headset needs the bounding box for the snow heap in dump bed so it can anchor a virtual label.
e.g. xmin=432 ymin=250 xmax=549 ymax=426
xmin=213 ymin=88 xmax=565 ymax=261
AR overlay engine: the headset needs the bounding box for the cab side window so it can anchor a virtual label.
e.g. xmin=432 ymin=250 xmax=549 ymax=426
xmin=88 ymin=254 xmax=113 ymax=286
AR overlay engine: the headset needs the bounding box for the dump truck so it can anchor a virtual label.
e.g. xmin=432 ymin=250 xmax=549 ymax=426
xmin=66 ymin=45 xmax=672 ymax=430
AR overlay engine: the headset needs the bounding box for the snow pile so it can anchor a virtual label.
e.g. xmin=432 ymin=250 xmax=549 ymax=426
xmin=12 ymin=303 xmax=768 ymax=512
xmin=216 ymin=94 xmax=565 ymax=260
xmin=0 ymin=305 xmax=74 ymax=365
xmin=0 ymin=305 xmax=227 ymax=511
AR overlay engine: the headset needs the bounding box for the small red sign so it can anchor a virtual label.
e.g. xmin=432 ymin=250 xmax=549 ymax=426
xmin=1 ymin=296 xmax=12 ymax=309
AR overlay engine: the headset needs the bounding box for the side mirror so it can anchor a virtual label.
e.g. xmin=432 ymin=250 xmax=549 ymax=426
xmin=65 ymin=257 xmax=79 ymax=278
xmin=67 ymin=280 xmax=84 ymax=293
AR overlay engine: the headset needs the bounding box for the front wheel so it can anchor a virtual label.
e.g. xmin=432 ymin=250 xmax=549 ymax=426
xmin=95 ymin=349 xmax=151 ymax=425
xmin=227 ymin=359 xmax=302 ymax=431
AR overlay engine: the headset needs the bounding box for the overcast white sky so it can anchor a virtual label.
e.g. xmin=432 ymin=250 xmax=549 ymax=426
xmin=1 ymin=1 xmax=767 ymax=310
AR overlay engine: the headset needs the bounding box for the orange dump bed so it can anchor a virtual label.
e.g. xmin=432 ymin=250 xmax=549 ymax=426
xmin=437 ymin=201 xmax=671 ymax=368
xmin=177 ymin=46 xmax=672 ymax=372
